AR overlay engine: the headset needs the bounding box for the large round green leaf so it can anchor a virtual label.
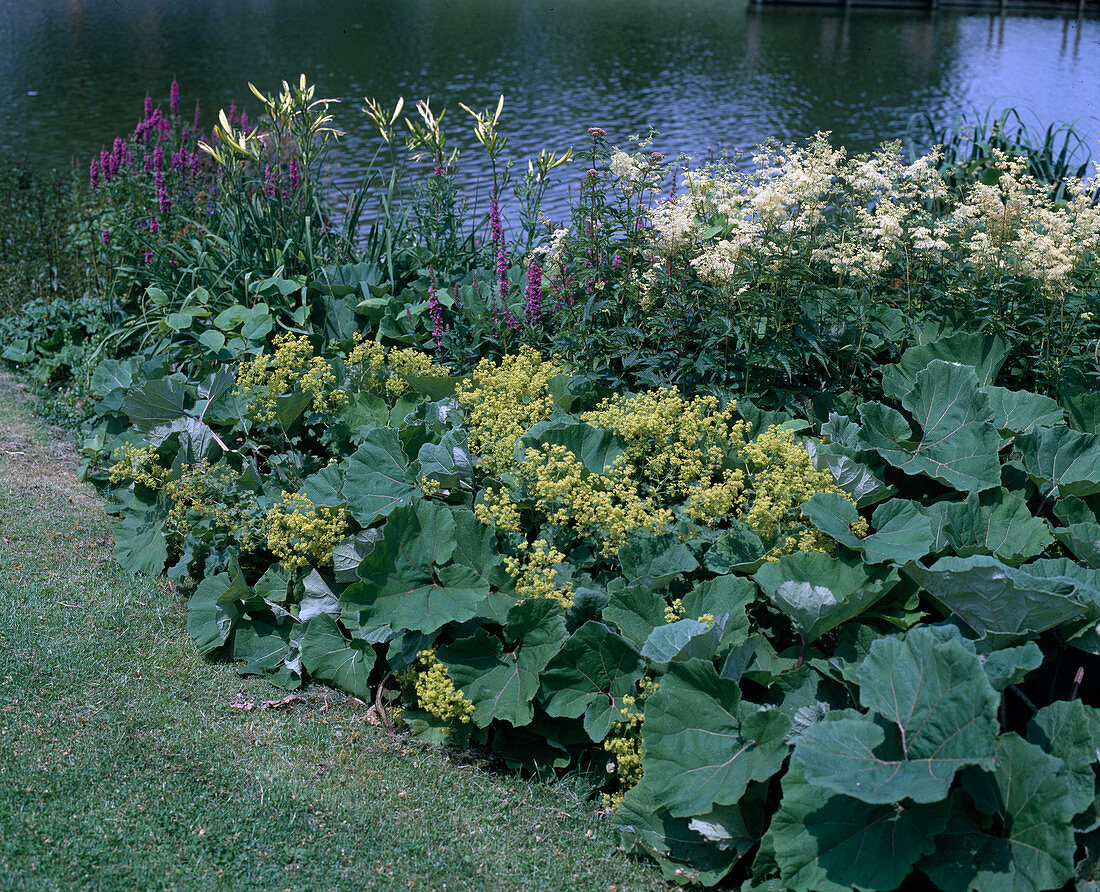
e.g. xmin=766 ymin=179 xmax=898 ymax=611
xmin=611 ymin=783 xmax=739 ymax=884
xmin=755 ymin=551 xmax=899 ymax=643
xmin=300 ymin=613 xmax=375 ymax=700
xmin=938 ymin=488 xmax=1053 ymax=565
xmin=438 ymin=599 xmax=567 ymax=728
xmin=344 ymin=501 xmax=487 ymax=634
xmin=881 ymin=333 xmax=1007 ymax=402
xmin=642 ymin=659 xmax=789 ymax=818
xmin=802 ymin=492 xmax=936 ymax=565
xmin=611 ymin=781 xmax=740 ymax=887
xmin=342 ymin=425 xmax=419 ymax=525
xmin=186 ymin=570 xmax=247 ymax=655
xmin=1018 ymin=424 xmax=1100 ymax=499
xmin=920 ymin=734 xmax=1076 ymax=892
xmin=538 ymin=621 xmax=644 ymax=741
xmin=1027 ymin=700 xmax=1100 ymax=819
xmin=906 ymin=555 xmax=1086 ymax=639
xmin=859 ymin=361 xmax=1002 ymax=494
xmin=771 ymin=761 xmax=949 ymax=892
xmin=794 ymin=625 xmax=998 ymax=804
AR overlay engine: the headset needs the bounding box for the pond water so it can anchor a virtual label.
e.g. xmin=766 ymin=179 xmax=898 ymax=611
xmin=2 ymin=0 xmax=1098 ymax=219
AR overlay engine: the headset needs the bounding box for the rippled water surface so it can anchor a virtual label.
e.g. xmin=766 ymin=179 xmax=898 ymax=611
xmin=2 ymin=0 xmax=1098 ymax=215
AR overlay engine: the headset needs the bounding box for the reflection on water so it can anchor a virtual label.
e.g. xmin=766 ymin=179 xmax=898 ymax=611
xmin=1 ymin=0 xmax=1097 ymax=219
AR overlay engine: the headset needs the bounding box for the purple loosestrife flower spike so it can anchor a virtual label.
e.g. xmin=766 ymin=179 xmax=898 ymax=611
xmin=112 ymin=137 xmax=128 ymax=172
xmin=155 ymin=169 xmax=171 ymax=214
xmin=101 ymin=228 xmax=110 ymax=245
xmin=144 ymin=250 xmax=153 ymax=264
xmin=489 ymin=191 xmax=508 ymax=301
xmin=428 ymin=268 xmax=445 ymax=342
xmin=148 ymin=217 xmax=159 ymax=234
xmin=228 ymin=102 xmax=238 ymax=129
xmin=170 ymin=79 xmax=180 ymax=117
xmin=239 ymin=110 xmax=249 ymax=132
xmin=489 ymin=191 xmax=503 ymax=246
xmin=289 ymin=157 xmax=300 ymax=191
xmin=193 ymin=100 xmax=201 ymax=132
xmin=496 ymin=246 xmax=509 ymax=305
xmin=153 ymin=145 xmax=164 ymax=172
xmin=90 ymin=158 xmax=100 ymax=190
xmin=524 ymin=258 xmax=543 ymax=326
xmin=144 ymin=95 xmax=153 ymax=119
xmin=264 ymin=164 xmax=277 ymax=198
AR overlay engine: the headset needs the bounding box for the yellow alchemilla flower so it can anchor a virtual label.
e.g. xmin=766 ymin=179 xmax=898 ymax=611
xmin=235 ymin=333 xmax=345 ymax=424
xmin=165 ymin=459 xmax=260 ymax=547
xmin=405 ymin=649 xmax=475 ymax=724
xmin=264 ymin=490 xmax=347 ymax=570
xmin=346 ymin=335 xmax=450 ymax=399
xmin=602 ymin=674 xmax=659 ymax=810
xmin=457 ymin=347 xmax=559 ymax=476
xmin=739 ymin=424 xmax=849 ymax=558
xmin=108 ymin=442 xmax=169 ymax=489
xmin=503 ymin=538 xmax=575 ymax=610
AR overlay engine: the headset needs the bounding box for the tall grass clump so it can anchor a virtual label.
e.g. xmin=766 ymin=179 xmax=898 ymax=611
xmin=0 ymin=161 xmax=92 ymax=318
xmin=910 ymin=105 xmax=1098 ymax=203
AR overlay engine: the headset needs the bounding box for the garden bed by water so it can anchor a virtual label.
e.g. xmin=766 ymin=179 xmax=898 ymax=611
xmin=4 ymin=76 xmax=1100 ymax=889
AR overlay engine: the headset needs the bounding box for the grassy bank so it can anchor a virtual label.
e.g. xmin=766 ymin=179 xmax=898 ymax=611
xmin=0 ymin=372 xmax=667 ymax=892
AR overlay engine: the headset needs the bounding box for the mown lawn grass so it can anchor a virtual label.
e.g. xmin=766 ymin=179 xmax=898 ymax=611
xmin=0 ymin=373 xmax=669 ymax=892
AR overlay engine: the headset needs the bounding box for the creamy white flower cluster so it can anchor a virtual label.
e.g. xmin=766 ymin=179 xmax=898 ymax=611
xmin=647 ymin=134 xmax=1099 ymax=296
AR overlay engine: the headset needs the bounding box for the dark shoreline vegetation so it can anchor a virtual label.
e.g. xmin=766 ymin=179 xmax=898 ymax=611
xmin=3 ymin=76 xmax=1100 ymax=889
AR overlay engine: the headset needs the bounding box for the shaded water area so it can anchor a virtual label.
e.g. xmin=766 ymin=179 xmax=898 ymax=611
xmin=2 ymin=0 xmax=1098 ymax=219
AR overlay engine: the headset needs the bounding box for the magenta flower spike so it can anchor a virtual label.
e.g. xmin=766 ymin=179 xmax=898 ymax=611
xmin=428 ymin=268 xmax=445 ymax=342
xmin=193 ymin=100 xmax=201 ymax=132
xmin=289 ymin=157 xmax=300 ymax=191
xmin=89 ymin=158 xmax=100 ymax=190
xmin=170 ymin=79 xmax=180 ymax=117
xmin=111 ymin=137 xmax=130 ymax=172
xmin=524 ymin=257 xmax=543 ymax=326
xmin=144 ymin=95 xmax=153 ymax=119
xmin=155 ymin=169 xmax=171 ymax=214
xmin=489 ymin=190 xmax=509 ymax=301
